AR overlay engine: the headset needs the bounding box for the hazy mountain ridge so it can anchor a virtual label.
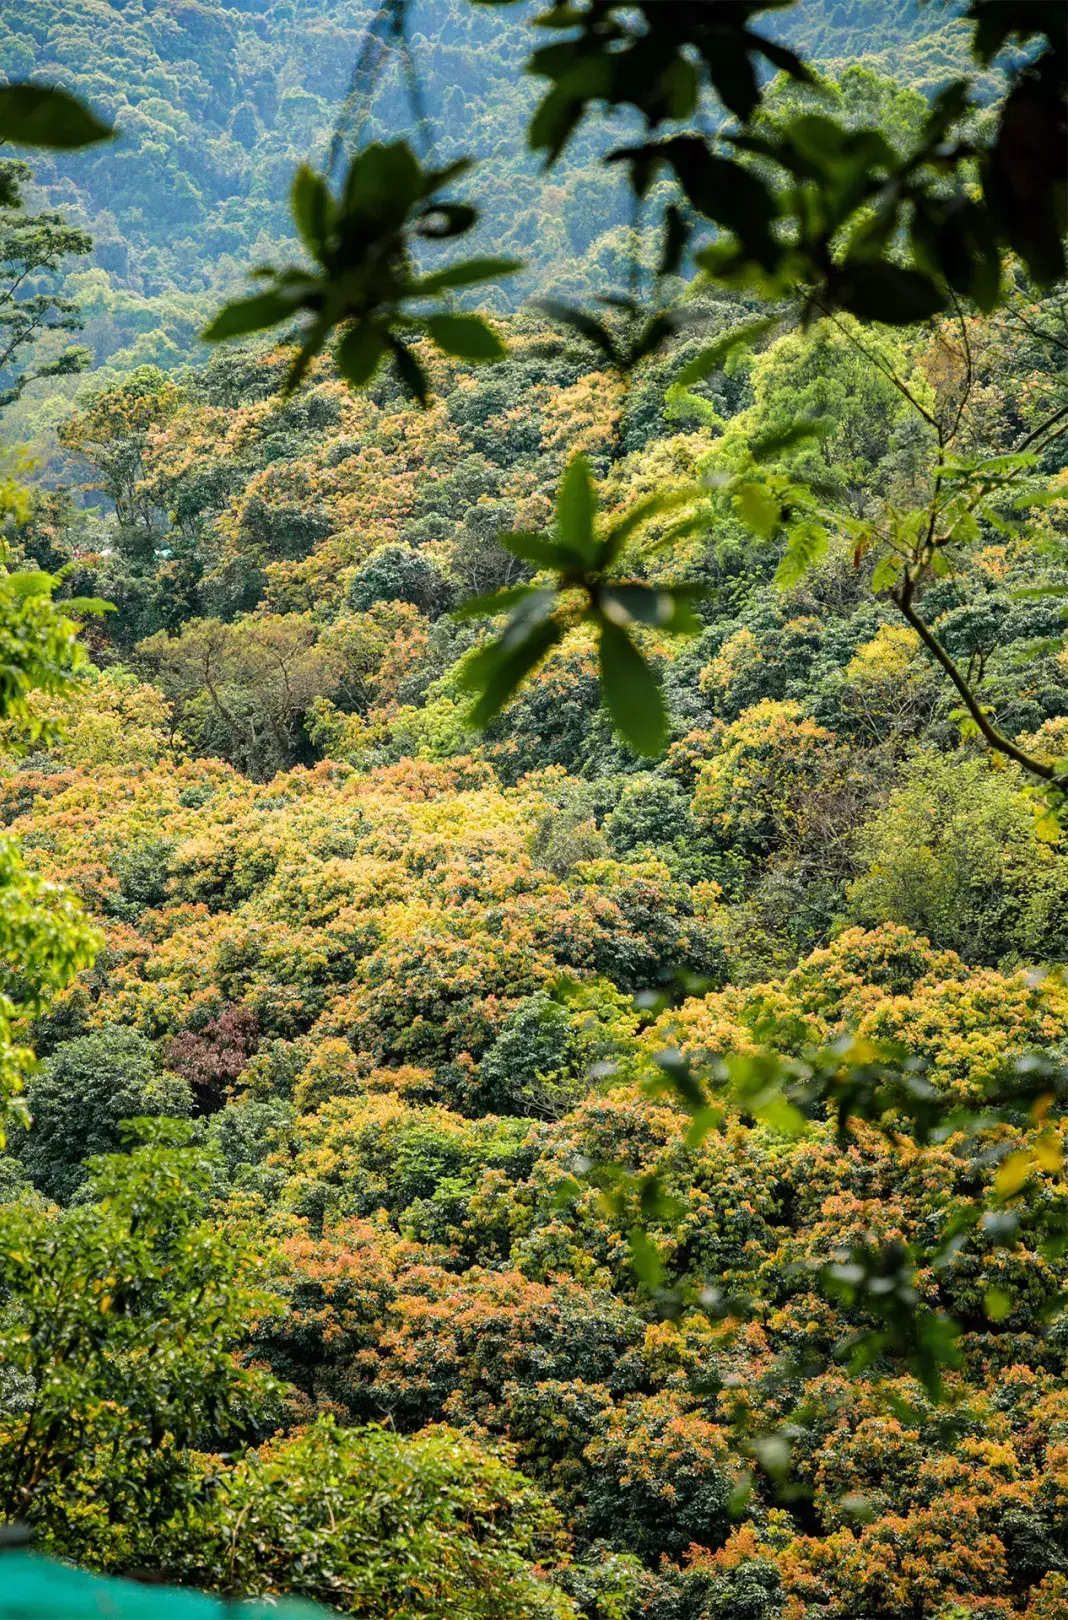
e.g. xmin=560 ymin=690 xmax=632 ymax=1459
xmin=1 ymin=0 xmax=975 ymax=379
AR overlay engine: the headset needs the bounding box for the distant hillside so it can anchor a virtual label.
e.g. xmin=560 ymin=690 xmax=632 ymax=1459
xmin=2 ymin=0 xmax=599 ymax=375
xmin=0 ymin=0 xmax=985 ymax=383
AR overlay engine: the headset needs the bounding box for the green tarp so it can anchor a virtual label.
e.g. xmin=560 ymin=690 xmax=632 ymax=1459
xmin=0 ymin=1550 xmax=328 ymax=1618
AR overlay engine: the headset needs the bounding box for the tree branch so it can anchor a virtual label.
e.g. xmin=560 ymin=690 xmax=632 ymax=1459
xmin=893 ymin=575 xmax=1067 ymax=787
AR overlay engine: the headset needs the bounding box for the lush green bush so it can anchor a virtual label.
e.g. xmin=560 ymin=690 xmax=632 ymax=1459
xmin=0 ymin=1128 xmax=281 ymax=1550
xmin=161 ymin=1417 xmax=576 ymax=1620
xmin=475 ymin=994 xmax=594 ymax=1119
xmin=13 ymin=1027 xmax=191 ymax=1202
xmin=848 ymin=751 xmax=1068 ymax=966
xmin=349 ymin=544 xmax=452 ymax=617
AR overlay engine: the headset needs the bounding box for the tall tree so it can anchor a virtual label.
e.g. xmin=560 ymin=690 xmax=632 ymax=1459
xmin=0 ymin=80 xmax=113 ymax=1131
xmin=0 ymin=156 xmax=92 ymax=408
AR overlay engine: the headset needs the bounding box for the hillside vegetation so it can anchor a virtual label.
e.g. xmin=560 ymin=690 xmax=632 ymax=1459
xmin=2 ymin=280 xmax=1068 ymax=1613
xmin=0 ymin=0 xmax=990 ymax=383
xmin=1 ymin=1 xmax=1068 ymax=1616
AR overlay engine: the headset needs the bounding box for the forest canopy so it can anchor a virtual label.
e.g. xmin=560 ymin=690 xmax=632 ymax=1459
xmin=0 ymin=2 xmax=1067 ymax=1617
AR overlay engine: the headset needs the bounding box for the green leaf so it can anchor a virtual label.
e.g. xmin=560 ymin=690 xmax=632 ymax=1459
xmin=967 ymin=1 xmax=1033 ymax=65
xmin=453 ymin=585 xmax=555 ymax=621
xmin=464 ymin=617 xmax=564 ymax=726
xmin=6 ymin=571 xmax=55 ymax=599
xmin=425 ymin=156 xmax=474 ymax=191
xmin=754 ymin=1094 xmax=808 ymax=1137
xmin=0 ymin=84 xmax=113 ymax=149
xmin=727 ymin=1473 xmax=754 ymax=1516
xmin=387 ymin=335 xmax=429 ymax=407
xmin=599 ymin=584 xmax=705 ymax=633
xmin=556 ymin=454 xmax=598 ymax=565
xmin=871 ymin=554 xmax=903 ymax=592
xmin=655 ymin=138 xmax=778 ymax=260
xmin=834 ymin=261 xmax=946 ymax=325
xmin=411 ymin=257 xmax=521 ymax=295
xmin=626 ymin=311 xmax=686 ymax=369
xmin=598 ymin=585 xmax=670 ymax=627
xmin=751 ymin=1431 xmax=793 ymax=1481
xmin=684 ymin=1105 xmax=726 ymax=1151
xmin=416 ymin=202 xmax=477 ymax=240
xmin=534 ymin=300 xmax=619 ymax=364
xmin=290 ymin=164 xmax=333 ymax=260
xmin=945 ymin=509 xmax=980 ymax=544
xmin=1012 ymin=486 xmax=1065 ymax=510
xmin=335 ymin=324 xmax=386 ymax=388
xmin=658 ymin=202 xmax=690 ymax=278
xmin=499 ymin=531 xmax=566 ymax=570
xmin=984 ymin=1287 xmax=1012 ymax=1322
xmin=285 ymin=320 xmax=331 ymax=395
xmin=598 ymin=619 xmax=666 ymax=756
xmin=775 ymin=522 xmax=828 ymax=588
xmin=423 ymin=313 xmax=506 ymax=361
xmin=528 ymin=77 xmax=594 ymax=166
xmin=1035 ymin=812 xmax=1063 ymax=845
xmin=600 ymin=485 xmax=704 ymax=565
xmin=647 ymin=510 xmax=713 ymax=554
xmin=704 ymin=32 xmax=762 ymax=122
xmin=650 ymin=589 xmax=705 ymax=635
xmin=203 ymin=289 xmax=308 ymax=343
xmin=750 ymin=420 xmax=829 ymax=462
xmin=994 ymin=1149 xmax=1033 ymax=1198
xmin=628 ymin=1227 xmax=664 ymax=1289
xmin=674 ymin=316 xmax=777 ymax=386
xmin=734 ymin=482 xmax=780 ymax=539
xmin=344 ymin=140 xmax=423 ymax=220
